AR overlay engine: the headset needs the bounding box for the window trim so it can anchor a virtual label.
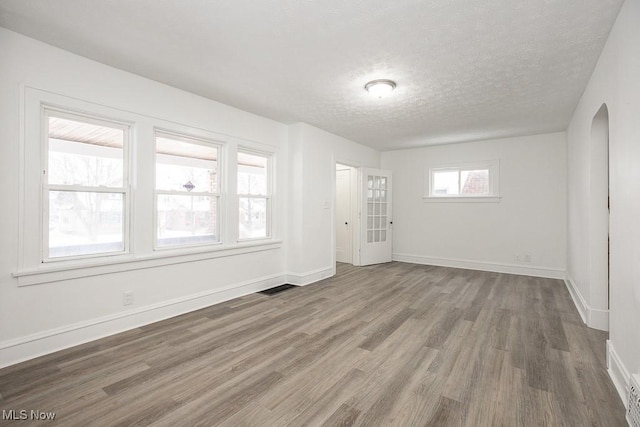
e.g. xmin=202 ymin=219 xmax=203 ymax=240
xmin=237 ymin=147 xmax=273 ymax=242
xmin=42 ymin=107 xmax=132 ymax=262
xmin=17 ymin=87 xmax=282 ymax=286
xmin=423 ymin=159 xmax=500 ymax=202
xmin=153 ymin=129 xmax=224 ymax=251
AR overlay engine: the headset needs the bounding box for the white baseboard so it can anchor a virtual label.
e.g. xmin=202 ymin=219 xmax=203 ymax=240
xmin=564 ymin=273 xmax=609 ymax=331
xmin=564 ymin=274 xmax=588 ymax=324
xmin=0 ymin=265 xmax=340 ymax=369
xmin=393 ymin=253 xmax=565 ymax=279
xmin=0 ymin=273 xmax=287 ymax=369
xmin=286 ymin=266 xmax=335 ymax=286
xmin=607 ymin=340 xmax=630 ymax=409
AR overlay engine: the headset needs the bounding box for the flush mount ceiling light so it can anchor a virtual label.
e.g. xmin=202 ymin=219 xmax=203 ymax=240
xmin=365 ymin=79 xmax=396 ymax=99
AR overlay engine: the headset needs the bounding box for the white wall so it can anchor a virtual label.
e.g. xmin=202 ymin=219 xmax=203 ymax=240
xmin=566 ymin=0 xmax=640 ymax=402
xmin=287 ymin=123 xmax=380 ymax=283
xmin=0 ymin=28 xmax=381 ymax=368
xmin=0 ymin=28 xmax=290 ymax=367
xmin=381 ymin=132 xmax=567 ymax=278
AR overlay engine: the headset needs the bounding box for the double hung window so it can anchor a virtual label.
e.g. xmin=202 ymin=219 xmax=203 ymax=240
xmin=237 ymin=150 xmax=271 ymax=240
xmin=45 ymin=110 xmax=129 ymax=259
xmin=155 ymin=132 xmax=221 ymax=248
xmin=19 ymin=89 xmax=280 ymax=286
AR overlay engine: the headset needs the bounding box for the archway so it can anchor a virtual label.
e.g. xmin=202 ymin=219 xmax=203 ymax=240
xmin=588 ymin=103 xmax=610 ymax=331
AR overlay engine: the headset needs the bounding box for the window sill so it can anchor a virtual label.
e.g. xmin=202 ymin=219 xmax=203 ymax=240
xmin=422 ymin=196 xmax=501 ymax=203
xmin=13 ymin=240 xmax=282 ymax=287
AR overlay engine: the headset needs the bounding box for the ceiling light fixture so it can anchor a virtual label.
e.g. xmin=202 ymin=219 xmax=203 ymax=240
xmin=365 ymin=79 xmax=396 ymax=99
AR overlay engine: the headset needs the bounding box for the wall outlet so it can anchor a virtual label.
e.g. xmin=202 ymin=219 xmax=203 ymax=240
xmin=523 ymin=253 xmax=532 ymax=263
xmin=515 ymin=254 xmax=521 ymax=262
xmin=123 ymin=291 xmax=134 ymax=306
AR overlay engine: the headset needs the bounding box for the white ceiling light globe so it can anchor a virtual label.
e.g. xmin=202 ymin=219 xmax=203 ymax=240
xmin=365 ymin=79 xmax=396 ymax=99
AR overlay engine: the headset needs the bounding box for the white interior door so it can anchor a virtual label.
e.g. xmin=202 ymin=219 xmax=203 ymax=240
xmin=359 ymin=168 xmax=392 ymax=266
xmin=335 ymin=168 xmax=352 ymax=263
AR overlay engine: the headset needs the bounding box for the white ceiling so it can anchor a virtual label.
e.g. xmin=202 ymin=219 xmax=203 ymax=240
xmin=0 ymin=0 xmax=624 ymax=150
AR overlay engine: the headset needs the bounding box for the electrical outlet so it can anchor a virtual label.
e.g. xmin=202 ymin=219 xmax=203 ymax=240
xmin=523 ymin=253 xmax=532 ymax=263
xmin=123 ymin=291 xmax=134 ymax=306
xmin=515 ymin=254 xmax=521 ymax=262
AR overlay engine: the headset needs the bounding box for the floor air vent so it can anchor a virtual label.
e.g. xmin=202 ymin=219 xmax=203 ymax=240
xmin=258 ymin=284 xmax=297 ymax=295
xmin=628 ymin=374 xmax=640 ymax=427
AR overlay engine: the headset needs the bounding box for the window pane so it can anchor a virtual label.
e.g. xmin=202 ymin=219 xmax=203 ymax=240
xmin=460 ymin=169 xmax=490 ymax=195
xmin=48 ymin=116 xmax=124 ymax=187
xmin=238 ymin=152 xmax=267 ymax=195
xmin=49 ymin=190 xmax=124 ymax=258
xmin=156 ymin=136 xmax=218 ymax=192
xmin=433 ymin=170 xmax=459 ymax=195
xmin=239 ymin=197 xmax=268 ymax=239
xmin=157 ymin=194 xmax=218 ymax=247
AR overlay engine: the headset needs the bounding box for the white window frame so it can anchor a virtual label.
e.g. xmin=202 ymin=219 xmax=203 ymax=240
xmin=42 ymin=107 xmax=131 ymax=262
xmin=15 ymin=88 xmax=282 ymax=287
xmin=237 ymin=148 xmax=273 ymax=241
xmin=153 ymin=130 xmax=223 ymax=250
xmin=424 ymin=159 xmax=500 ymax=202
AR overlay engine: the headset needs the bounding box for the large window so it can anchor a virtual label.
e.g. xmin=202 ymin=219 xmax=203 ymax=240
xmin=45 ymin=110 xmax=129 ymax=259
xmin=17 ymin=89 xmax=283 ymax=285
xmin=155 ymin=132 xmax=220 ymax=248
xmin=426 ymin=160 xmax=499 ymax=200
xmin=238 ymin=150 xmax=271 ymax=240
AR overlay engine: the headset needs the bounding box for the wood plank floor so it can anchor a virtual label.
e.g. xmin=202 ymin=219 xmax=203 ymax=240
xmin=0 ymin=262 xmax=627 ymax=426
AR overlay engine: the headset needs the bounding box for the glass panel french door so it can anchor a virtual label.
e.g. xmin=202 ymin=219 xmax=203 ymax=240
xmin=360 ymin=168 xmax=392 ymax=266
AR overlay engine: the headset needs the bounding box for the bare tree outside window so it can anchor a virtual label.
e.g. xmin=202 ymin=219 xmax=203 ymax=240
xmin=47 ymin=115 xmax=127 ymax=258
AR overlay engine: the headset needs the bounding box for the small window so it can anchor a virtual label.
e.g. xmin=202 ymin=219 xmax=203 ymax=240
xmin=155 ymin=132 xmax=221 ymax=248
xmin=238 ymin=150 xmax=272 ymax=240
xmin=45 ymin=111 xmax=129 ymax=259
xmin=426 ymin=160 xmax=499 ymax=200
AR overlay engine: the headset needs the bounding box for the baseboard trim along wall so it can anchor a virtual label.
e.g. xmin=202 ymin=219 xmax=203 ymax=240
xmin=607 ymin=340 xmax=631 ymax=409
xmin=286 ymin=266 xmax=335 ymax=286
xmin=0 ymin=273 xmax=287 ymax=369
xmin=564 ymin=274 xmax=588 ymax=324
xmin=564 ymin=273 xmax=609 ymax=331
xmin=393 ymin=253 xmax=566 ymax=280
xmin=0 ymin=266 xmax=340 ymax=368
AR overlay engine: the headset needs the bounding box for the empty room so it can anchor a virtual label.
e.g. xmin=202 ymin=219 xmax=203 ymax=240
xmin=0 ymin=0 xmax=639 ymax=425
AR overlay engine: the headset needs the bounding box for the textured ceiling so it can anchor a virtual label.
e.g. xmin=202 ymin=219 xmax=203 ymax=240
xmin=0 ymin=0 xmax=624 ymax=150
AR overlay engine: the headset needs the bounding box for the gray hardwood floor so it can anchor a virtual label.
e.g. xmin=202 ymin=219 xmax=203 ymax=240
xmin=0 ymin=262 xmax=627 ymax=426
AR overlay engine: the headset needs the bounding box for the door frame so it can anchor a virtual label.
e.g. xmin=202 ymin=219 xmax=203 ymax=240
xmin=332 ymin=161 xmax=361 ymax=267
xmin=333 ymin=162 xmax=358 ymax=265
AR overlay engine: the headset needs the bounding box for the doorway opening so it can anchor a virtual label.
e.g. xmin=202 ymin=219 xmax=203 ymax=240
xmin=335 ymin=163 xmax=357 ymax=265
xmin=589 ymin=103 xmax=610 ymax=331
